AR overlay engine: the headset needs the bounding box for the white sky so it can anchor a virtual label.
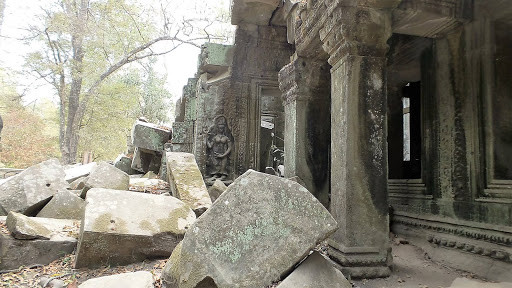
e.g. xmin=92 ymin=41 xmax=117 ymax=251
xmin=0 ymin=0 xmax=233 ymax=107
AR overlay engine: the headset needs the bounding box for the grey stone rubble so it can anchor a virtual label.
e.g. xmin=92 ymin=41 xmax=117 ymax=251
xmin=276 ymin=252 xmax=351 ymax=288
xmin=0 ymin=159 xmax=69 ymax=216
xmin=162 ymin=170 xmax=338 ymax=288
xmin=128 ymin=120 xmax=172 ymax=174
xmin=80 ymin=161 xmax=130 ymax=198
xmin=207 ymin=179 xmax=227 ymax=202
xmin=36 ymin=190 xmax=85 ymax=220
xmin=0 ymin=216 xmax=77 ymax=270
xmin=78 ymin=271 xmax=154 ymax=288
xmin=166 ymin=152 xmax=212 ymax=216
xmin=74 ymin=188 xmax=196 ymax=268
xmin=64 ymin=162 xmax=97 ymax=183
xmin=6 ymin=211 xmax=79 ymax=241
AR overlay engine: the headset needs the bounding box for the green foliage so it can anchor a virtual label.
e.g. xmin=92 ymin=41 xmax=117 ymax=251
xmin=0 ymin=72 xmax=60 ymax=168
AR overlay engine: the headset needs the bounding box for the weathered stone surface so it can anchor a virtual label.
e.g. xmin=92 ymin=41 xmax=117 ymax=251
xmin=132 ymin=120 xmax=171 ymax=152
xmin=80 ymin=162 xmax=129 ymax=198
xmin=78 ymin=271 xmax=154 ymax=288
xmin=129 ymin=178 xmax=170 ymax=194
xmin=208 ymin=179 xmax=227 ymax=202
xmin=65 ymin=162 xmax=97 ymax=183
xmin=449 ymin=278 xmax=512 ymax=288
xmin=36 ymin=190 xmax=85 ymax=220
xmin=131 ymin=147 xmax=162 ymax=174
xmin=70 ymin=176 xmax=88 ymax=190
xmin=0 ymin=159 xmax=69 ymax=216
xmin=166 ymin=152 xmax=212 ymax=216
xmin=0 ymin=233 xmax=76 ymax=270
xmin=276 ymin=252 xmax=351 ymax=288
xmin=114 ymin=154 xmax=138 ymax=175
xmin=161 ymin=241 xmax=182 ymax=288
xmin=75 ymin=188 xmax=196 ymax=268
xmin=169 ymin=170 xmax=337 ymax=288
xmin=6 ymin=211 xmax=79 ymax=240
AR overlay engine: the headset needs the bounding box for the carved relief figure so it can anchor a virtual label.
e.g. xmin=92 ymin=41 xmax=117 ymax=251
xmin=206 ymin=115 xmax=233 ymax=182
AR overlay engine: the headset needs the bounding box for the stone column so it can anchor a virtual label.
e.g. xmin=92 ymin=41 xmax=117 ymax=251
xmin=279 ymin=55 xmax=331 ymax=207
xmin=320 ymin=6 xmax=393 ymax=278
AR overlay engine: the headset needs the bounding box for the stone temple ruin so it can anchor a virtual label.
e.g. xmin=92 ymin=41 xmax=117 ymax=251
xmin=171 ymin=0 xmax=512 ymax=282
xmin=0 ymin=0 xmax=511 ymax=287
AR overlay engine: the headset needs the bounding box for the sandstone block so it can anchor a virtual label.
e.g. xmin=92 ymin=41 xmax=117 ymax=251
xmin=208 ymin=179 xmax=227 ymax=202
xmin=36 ymin=190 xmax=85 ymax=220
xmin=114 ymin=154 xmax=138 ymax=175
xmin=0 ymin=159 xmax=69 ymax=216
xmin=74 ymin=188 xmax=196 ymax=268
xmin=64 ymin=162 xmax=97 ymax=183
xmin=166 ymin=170 xmax=337 ymax=288
xmin=80 ymin=162 xmax=129 ymax=198
xmin=78 ymin=271 xmax=154 ymax=288
xmin=6 ymin=211 xmax=79 ymax=240
xmin=132 ymin=120 xmax=171 ymax=152
xmin=166 ymin=152 xmax=212 ymax=216
xmin=276 ymin=252 xmax=351 ymax=288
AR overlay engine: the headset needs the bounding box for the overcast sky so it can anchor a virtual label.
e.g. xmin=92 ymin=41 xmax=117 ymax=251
xmin=0 ymin=0 xmax=233 ymax=107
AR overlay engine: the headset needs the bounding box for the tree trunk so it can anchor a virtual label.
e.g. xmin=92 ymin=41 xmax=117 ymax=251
xmin=61 ymin=0 xmax=88 ymax=164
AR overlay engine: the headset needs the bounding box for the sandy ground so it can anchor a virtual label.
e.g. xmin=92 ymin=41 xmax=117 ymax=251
xmin=352 ymin=241 xmax=486 ymax=288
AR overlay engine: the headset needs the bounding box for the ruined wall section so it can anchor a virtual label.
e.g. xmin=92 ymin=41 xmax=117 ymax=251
xmin=226 ymin=25 xmax=293 ymax=178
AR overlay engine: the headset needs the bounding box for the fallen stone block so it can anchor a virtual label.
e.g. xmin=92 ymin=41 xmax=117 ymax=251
xmin=0 ymin=233 xmax=76 ymax=270
xmin=132 ymin=120 xmax=171 ymax=152
xmin=276 ymin=252 xmax=351 ymax=288
xmin=166 ymin=152 xmax=212 ymax=216
xmin=0 ymin=159 xmax=69 ymax=216
xmin=74 ymin=188 xmax=196 ymax=268
xmin=78 ymin=271 xmax=154 ymax=288
xmin=36 ymin=190 xmax=85 ymax=220
xmin=208 ymin=179 xmax=227 ymax=202
xmin=64 ymin=162 xmax=97 ymax=183
xmin=6 ymin=211 xmax=79 ymax=240
xmin=131 ymin=147 xmax=162 ymax=174
xmin=129 ymin=178 xmax=170 ymax=195
xmin=164 ymin=170 xmax=337 ymax=288
xmin=0 ymin=216 xmax=77 ymax=270
xmin=80 ymin=162 xmax=129 ymax=198
xmin=161 ymin=241 xmax=182 ymax=288
xmin=114 ymin=154 xmax=139 ymax=175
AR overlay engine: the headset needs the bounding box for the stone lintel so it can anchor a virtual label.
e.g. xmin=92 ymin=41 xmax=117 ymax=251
xmin=392 ymin=0 xmax=472 ymax=38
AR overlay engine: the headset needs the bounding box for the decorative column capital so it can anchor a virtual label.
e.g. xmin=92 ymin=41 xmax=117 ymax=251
xmin=278 ymin=55 xmax=330 ymax=105
xmin=319 ymin=6 xmax=392 ymax=67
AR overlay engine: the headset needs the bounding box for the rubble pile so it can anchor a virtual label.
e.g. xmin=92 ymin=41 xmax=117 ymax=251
xmin=0 ymin=119 xmax=350 ymax=287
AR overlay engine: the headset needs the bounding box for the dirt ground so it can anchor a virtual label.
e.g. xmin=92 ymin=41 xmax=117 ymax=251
xmin=0 ymin=236 xmax=502 ymax=288
xmin=352 ymin=241 xmax=486 ymax=288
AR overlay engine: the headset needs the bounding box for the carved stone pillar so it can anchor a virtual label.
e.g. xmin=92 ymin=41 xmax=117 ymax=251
xmin=278 ymin=55 xmax=331 ymax=207
xmin=320 ymin=6 xmax=393 ymax=278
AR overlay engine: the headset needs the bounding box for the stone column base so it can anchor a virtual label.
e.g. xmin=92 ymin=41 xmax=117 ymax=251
xmin=327 ymin=243 xmax=392 ymax=279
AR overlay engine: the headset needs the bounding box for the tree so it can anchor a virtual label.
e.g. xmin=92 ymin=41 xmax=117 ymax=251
xmin=0 ymin=70 xmax=60 ymax=168
xmin=23 ymin=0 xmax=229 ymax=164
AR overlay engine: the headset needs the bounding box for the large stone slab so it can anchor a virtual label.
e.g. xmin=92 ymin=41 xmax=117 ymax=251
xmin=74 ymin=188 xmax=196 ymax=268
xmin=36 ymin=190 xmax=85 ymax=219
xmin=0 ymin=233 xmax=76 ymax=270
xmin=80 ymin=162 xmax=129 ymax=198
xmin=168 ymin=170 xmax=337 ymax=288
xmin=166 ymin=152 xmax=212 ymax=216
xmin=132 ymin=120 xmax=171 ymax=152
xmin=78 ymin=271 xmax=154 ymax=288
xmin=0 ymin=159 xmax=69 ymax=216
xmin=6 ymin=211 xmax=79 ymax=240
xmin=276 ymin=252 xmax=351 ymax=288
xmin=64 ymin=162 xmax=97 ymax=183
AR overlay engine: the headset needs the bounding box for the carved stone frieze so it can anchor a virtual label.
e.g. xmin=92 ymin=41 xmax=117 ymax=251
xmin=393 ymin=213 xmax=512 ymax=247
xmin=278 ymin=56 xmax=330 ymax=105
xmin=319 ymin=6 xmax=392 ymax=66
